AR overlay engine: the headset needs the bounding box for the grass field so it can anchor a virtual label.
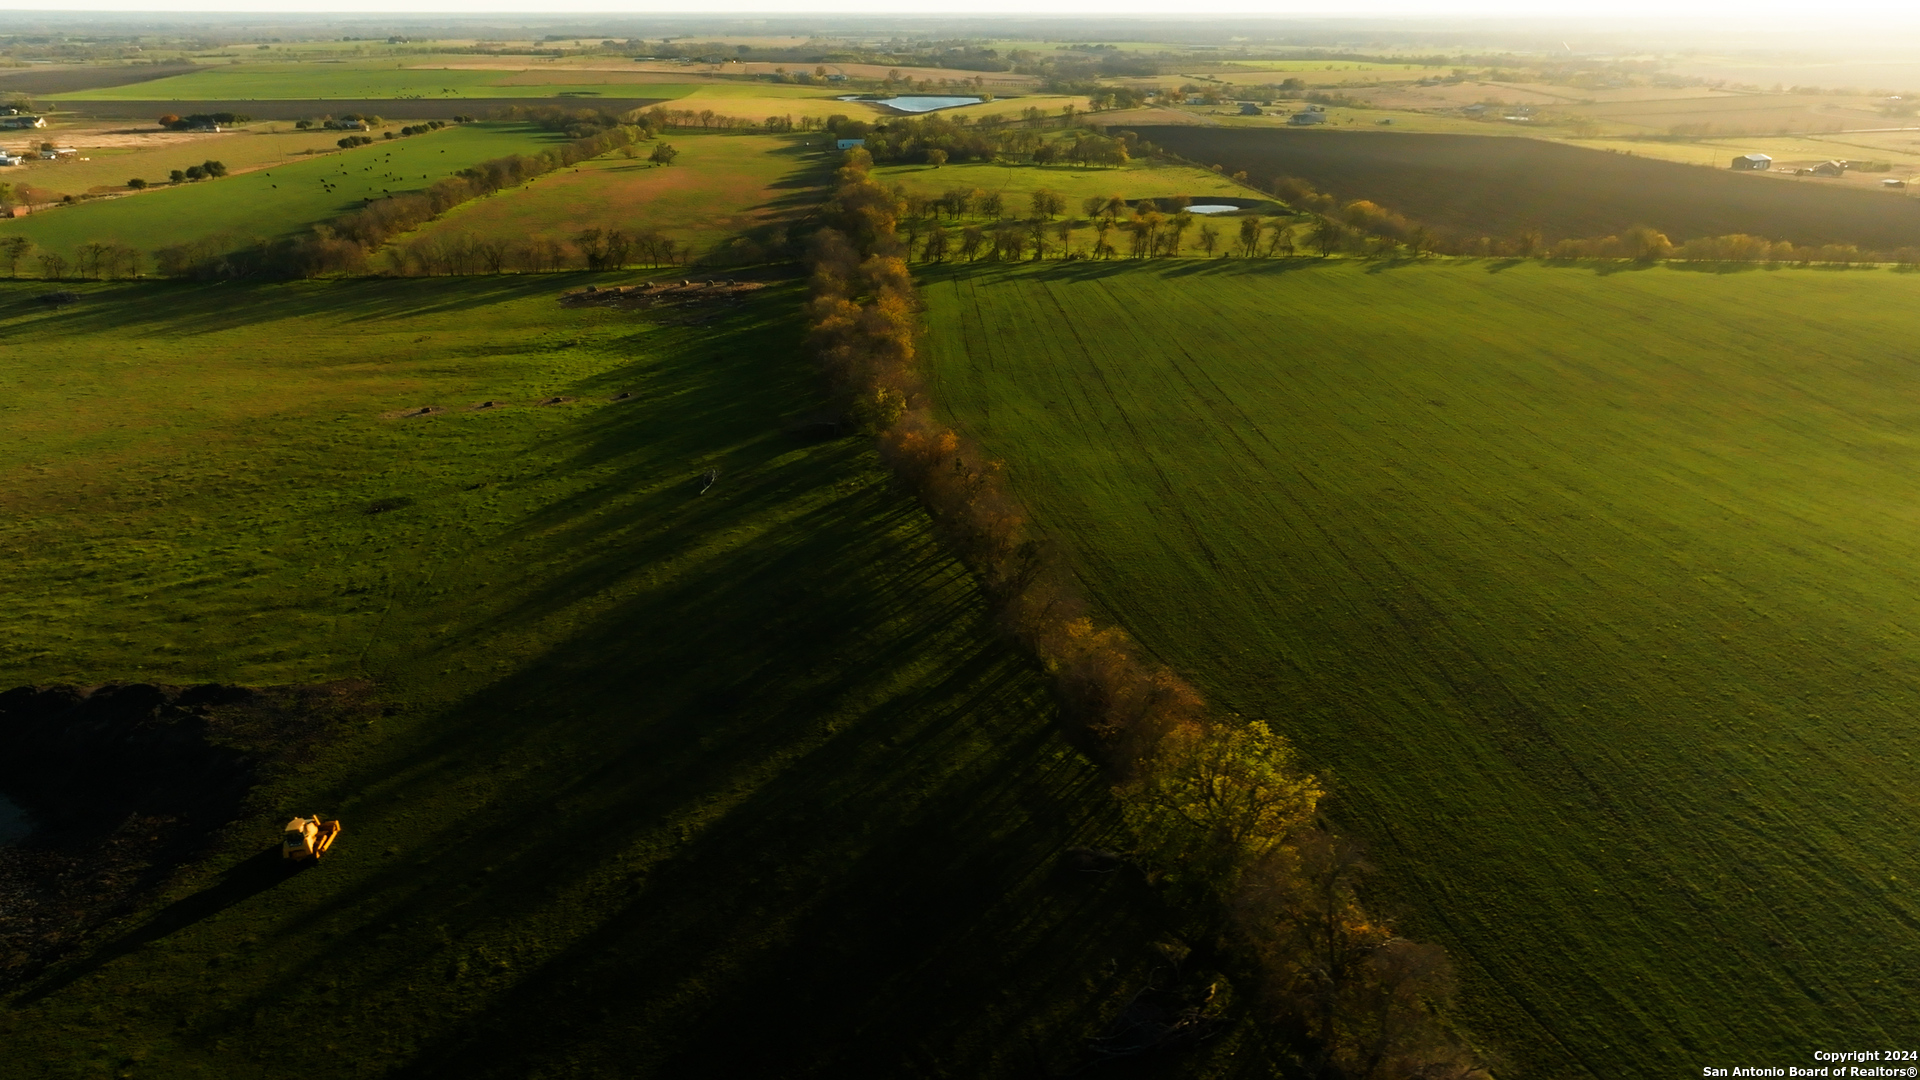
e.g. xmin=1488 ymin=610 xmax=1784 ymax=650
xmin=921 ymin=258 xmax=1920 ymax=1079
xmin=875 ymin=155 xmax=1254 ymax=209
xmin=0 ymin=273 xmax=1229 ymax=1078
xmin=0 ymin=122 xmax=561 ymax=257
xmin=1140 ymin=125 xmax=1920 ymax=246
xmin=406 ymin=133 xmax=824 ymax=261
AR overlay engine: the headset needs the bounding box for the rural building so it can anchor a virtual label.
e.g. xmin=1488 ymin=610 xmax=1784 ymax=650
xmin=0 ymin=116 xmax=44 ymax=129
xmin=1289 ymin=111 xmax=1327 ymax=125
xmin=38 ymin=147 xmax=75 ymax=160
xmin=1238 ymin=103 xmax=1263 ymax=115
xmin=1462 ymin=103 xmax=1488 ymax=115
xmin=0 ymin=152 xmax=21 ymax=166
xmin=1731 ymin=153 xmax=1773 ymax=170
xmin=1884 ymin=178 xmax=1907 ymax=188
xmin=1812 ymin=160 xmax=1847 ymax=177
xmin=835 ymin=137 xmax=865 ymax=150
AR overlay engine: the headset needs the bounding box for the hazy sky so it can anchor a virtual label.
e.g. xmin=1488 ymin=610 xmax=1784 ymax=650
xmin=4 ymin=0 xmax=1917 ymax=18
xmin=5 ymin=0 xmax=1920 ymax=35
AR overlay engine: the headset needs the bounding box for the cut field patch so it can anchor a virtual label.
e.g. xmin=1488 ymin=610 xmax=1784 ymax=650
xmin=402 ymin=133 xmax=825 ymax=262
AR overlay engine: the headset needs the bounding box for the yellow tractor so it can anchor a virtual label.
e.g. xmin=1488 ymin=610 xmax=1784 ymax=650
xmin=282 ymin=815 xmax=342 ymax=862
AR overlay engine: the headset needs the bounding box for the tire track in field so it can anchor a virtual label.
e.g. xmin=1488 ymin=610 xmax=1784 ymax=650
xmin=1159 ymin=327 xmax=1618 ymax=1080
xmin=1038 ymin=281 xmax=1223 ymax=572
xmin=1167 ymin=320 xmax=1628 ymax=817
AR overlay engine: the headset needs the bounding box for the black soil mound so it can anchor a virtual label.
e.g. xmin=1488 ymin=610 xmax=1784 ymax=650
xmin=0 ymin=681 xmax=371 ymax=985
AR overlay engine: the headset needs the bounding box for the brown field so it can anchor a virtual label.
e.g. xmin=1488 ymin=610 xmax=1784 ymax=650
xmin=0 ymin=62 xmax=199 ymax=96
xmin=0 ymin=123 xmax=354 ymax=196
xmin=1564 ymin=133 xmax=1920 ymax=190
xmin=1669 ymin=57 xmax=1920 ymax=93
xmin=58 ymin=98 xmax=667 ymax=121
xmin=1365 ymin=81 xmax=1740 ymax=110
xmin=1560 ymin=93 xmax=1891 ymax=135
xmin=434 ymin=58 xmax=1042 ymax=89
xmin=1140 ymin=125 xmax=1920 ymax=247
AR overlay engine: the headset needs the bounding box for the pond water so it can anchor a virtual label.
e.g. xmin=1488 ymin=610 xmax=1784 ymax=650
xmin=1186 ymin=204 xmax=1244 ymax=214
xmin=0 ymin=794 xmax=32 ymax=847
xmin=838 ymin=94 xmax=983 ymax=113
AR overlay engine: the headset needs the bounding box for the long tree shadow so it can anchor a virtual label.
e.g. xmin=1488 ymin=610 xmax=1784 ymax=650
xmin=21 ymin=847 xmax=301 ymax=1003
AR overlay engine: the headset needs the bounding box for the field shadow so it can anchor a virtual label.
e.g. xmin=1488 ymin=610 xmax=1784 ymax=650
xmin=12 ymin=282 xmax=1240 ymax=1076
xmin=22 ymin=847 xmax=300 ymax=1003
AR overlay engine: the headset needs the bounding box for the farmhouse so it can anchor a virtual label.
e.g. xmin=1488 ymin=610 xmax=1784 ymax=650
xmin=1731 ymin=153 xmax=1772 ymax=170
xmin=1239 ymin=103 xmax=1263 ymax=116
xmin=1288 ymin=111 xmax=1327 ymax=125
xmin=0 ymin=151 xmax=22 ymax=166
xmin=0 ymin=116 xmax=45 ymax=130
xmin=1811 ymin=160 xmax=1846 ymax=177
xmin=38 ymin=147 xmax=76 ymax=160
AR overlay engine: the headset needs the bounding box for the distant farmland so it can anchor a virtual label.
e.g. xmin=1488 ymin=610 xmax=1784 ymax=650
xmin=1138 ymin=126 xmax=1920 ymax=248
xmin=922 ymin=259 xmax=1920 ymax=1080
xmin=58 ymin=98 xmax=668 ymax=121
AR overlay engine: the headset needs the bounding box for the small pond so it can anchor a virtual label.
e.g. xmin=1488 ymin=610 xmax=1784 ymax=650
xmin=838 ymin=94 xmax=983 ymax=113
xmin=0 ymin=793 xmax=32 ymax=847
xmin=1186 ymin=204 xmax=1245 ymax=214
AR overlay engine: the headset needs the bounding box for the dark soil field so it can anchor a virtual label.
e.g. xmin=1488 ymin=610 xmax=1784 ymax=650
xmin=0 ymin=63 xmax=198 ymax=97
xmin=59 ymin=98 xmax=667 ymax=121
xmin=1139 ymin=126 xmax=1920 ymax=248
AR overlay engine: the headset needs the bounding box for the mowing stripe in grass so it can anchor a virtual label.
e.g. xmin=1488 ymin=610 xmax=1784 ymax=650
xmin=923 ymin=257 xmax=1920 ymax=1079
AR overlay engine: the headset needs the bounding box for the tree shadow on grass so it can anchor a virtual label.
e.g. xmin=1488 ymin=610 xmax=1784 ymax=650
xmin=21 ymin=847 xmax=302 ymax=1004
xmin=12 ymin=274 xmax=1263 ymax=1078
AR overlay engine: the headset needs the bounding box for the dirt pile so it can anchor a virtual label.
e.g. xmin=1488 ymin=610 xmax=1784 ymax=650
xmin=0 ymin=681 xmax=370 ymax=986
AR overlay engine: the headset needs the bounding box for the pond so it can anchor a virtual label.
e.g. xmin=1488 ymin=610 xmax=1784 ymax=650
xmin=0 ymin=793 xmax=32 ymax=847
xmin=1186 ymin=204 xmax=1245 ymax=214
xmin=838 ymin=94 xmax=983 ymax=113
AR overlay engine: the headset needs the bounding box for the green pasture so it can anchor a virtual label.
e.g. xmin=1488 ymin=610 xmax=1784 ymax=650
xmin=921 ymin=258 xmax=1920 ymax=1079
xmin=0 ymin=274 xmax=1216 ymax=1078
xmin=874 ymin=156 xmax=1254 ymax=211
xmin=0 ymin=122 xmax=560 ymax=256
xmin=406 ymin=133 xmax=824 ymax=261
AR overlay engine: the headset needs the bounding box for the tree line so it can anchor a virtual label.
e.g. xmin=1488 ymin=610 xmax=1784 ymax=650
xmin=804 ymin=146 xmax=1489 ymax=1079
xmin=849 ymin=113 xmax=1146 ymax=167
xmin=1268 ymin=173 xmax=1920 ymax=266
xmin=382 ymin=226 xmax=691 ymax=277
